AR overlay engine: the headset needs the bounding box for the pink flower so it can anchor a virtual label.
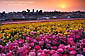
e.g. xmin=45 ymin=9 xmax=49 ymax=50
xmin=40 ymin=34 xmax=43 ymax=37
xmin=68 ymin=38 xmax=73 ymax=43
xmin=70 ymin=50 xmax=76 ymax=55
xmin=23 ymin=34 xmax=27 ymax=36
xmin=51 ymin=46 xmax=57 ymax=50
xmin=38 ymin=53 xmax=42 ymax=56
xmin=52 ymin=53 xmax=60 ymax=56
xmin=58 ymin=44 xmax=65 ymax=48
xmin=26 ymin=36 xmax=30 ymax=40
xmin=52 ymin=35 xmax=56 ymax=39
xmin=76 ymin=35 xmax=80 ymax=38
xmin=19 ymin=38 xmax=24 ymax=43
xmin=39 ymin=41 xmax=44 ymax=45
xmin=0 ymin=45 xmax=2 ymax=48
xmin=57 ymin=48 xmax=64 ymax=53
xmin=83 ymin=48 xmax=85 ymax=52
xmin=18 ymin=47 xmax=24 ymax=52
xmin=45 ymin=39 xmax=50 ymax=43
xmin=83 ymin=39 xmax=85 ymax=43
xmin=29 ymin=38 xmax=33 ymax=42
xmin=63 ymin=54 xmax=68 ymax=56
xmin=29 ymin=52 xmax=36 ymax=56
xmin=68 ymin=47 xmax=74 ymax=51
xmin=10 ymin=46 xmax=15 ymax=51
xmin=30 ymin=31 xmax=33 ymax=34
xmin=77 ymin=54 xmax=83 ymax=56
xmin=38 ymin=53 xmax=45 ymax=56
xmin=38 ymin=50 xmax=43 ymax=53
xmin=52 ymin=41 xmax=57 ymax=45
xmin=33 ymin=39 xmax=37 ymax=42
xmin=33 ymin=32 xmax=37 ymax=34
xmin=30 ymin=43 xmax=34 ymax=47
xmin=34 ymin=45 xmax=41 ymax=50
xmin=6 ymin=52 xmax=12 ymax=56
xmin=49 ymin=50 xmax=56 ymax=54
xmin=46 ymin=44 xmax=51 ymax=47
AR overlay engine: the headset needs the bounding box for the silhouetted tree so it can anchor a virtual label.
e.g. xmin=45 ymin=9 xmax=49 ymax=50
xmin=27 ymin=9 xmax=30 ymax=13
xmin=39 ymin=10 xmax=42 ymax=15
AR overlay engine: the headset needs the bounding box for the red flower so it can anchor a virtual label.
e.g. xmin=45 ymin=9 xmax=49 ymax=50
xmin=34 ymin=45 xmax=41 ymax=50
xmin=36 ymin=38 xmax=41 ymax=41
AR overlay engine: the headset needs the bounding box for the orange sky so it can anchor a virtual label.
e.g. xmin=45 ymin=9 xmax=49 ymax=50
xmin=0 ymin=0 xmax=85 ymax=12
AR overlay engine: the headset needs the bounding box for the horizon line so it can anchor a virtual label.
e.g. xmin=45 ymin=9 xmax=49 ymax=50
xmin=0 ymin=9 xmax=85 ymax=13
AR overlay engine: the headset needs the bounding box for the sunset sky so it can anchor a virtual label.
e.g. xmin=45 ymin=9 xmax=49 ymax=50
xmin=0 ymin=0 xmax=85 ymax=12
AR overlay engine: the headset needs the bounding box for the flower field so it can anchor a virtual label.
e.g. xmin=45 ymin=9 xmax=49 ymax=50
xmin=0 ymin=20 xmax=85 ymax=56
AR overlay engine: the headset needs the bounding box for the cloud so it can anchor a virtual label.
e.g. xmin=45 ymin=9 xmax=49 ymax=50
xmin=1 ymin=0 xmax=35 ymax=5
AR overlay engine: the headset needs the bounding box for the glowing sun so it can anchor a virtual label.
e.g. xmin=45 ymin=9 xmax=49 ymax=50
xmin=60 ymin=4 xmax=66 ymax=9
xmin=61 ymin=5 xmax=65 ymax=8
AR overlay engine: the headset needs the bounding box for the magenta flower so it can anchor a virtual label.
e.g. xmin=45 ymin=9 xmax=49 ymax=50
xmin=33 ymin=32 xmax=37 ymax=34
xmin=6 ymin=52 xmax=12 ymax=56
xmin=51 ymin=46 xmax=57 ymax=50
xmin=30 ymin=31 xmax=33 ymax=34
xmin=29 ymin=52 xmax=36 ymax=56
xmin=34 ymin=45 xmax=41 ymax=50
xmin=33 ymin=39 xmax=37 ymax=42
xmin=69 ymin=50 xmax=76 ymax=55
xmin=52 ymin=53 xmax=60 ymax=56
xmin=83 ymin=48 xmax=85 ymax=52
xmin=52 ymin=41 xmax=57 ymax=45
xmin=39 ymin=41 xmax=44 ymax=45
xmin=36 ymin=38 xmax=41 ymax=41
xmin=76 ymin=35 xmax=80 ymax=38
xmin=18 ymin=47 xmax=24 ymax=52
xmin=19 ymin=38 xmax=24 ymax=43
xmin=58 ymin=44 xmax=65 ymax=48
xmin=23 ymin=34 xmax=27 ymax=36
xmin=49 ymin=50 xmax=56 ymax=54
xmin=68 ymin=47 xmax=74 ymax=51
xmin=30 ymin=43 xmax=34 ymax=47
xmin=26 ymin=36 xmax=30 ymax=40
xmin=68 ymin=38 xmax=73 ymax=44
xmin=57 ymin=48 xmax=64 ymax=53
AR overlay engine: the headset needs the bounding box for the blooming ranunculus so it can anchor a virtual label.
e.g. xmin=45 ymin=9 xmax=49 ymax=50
xmin=51 ymin=46 xmax=57 ymax=50
xmin=36 ymin=38 xmax=41 ymax=41
xmin=29 ymin=38 xmax=33 ymax=42
xmin=52 ymin=53 xmax=60 ymax=56
xmin=26 ymin=36 xmax=30 ymax=40
xmin=34 ymin=45 xmax=41 ymax=50
xmin=83 ymin=48 xmax=85 ymax=52
xmin=29 ymin=52 xmax=36 ymax=56
xmin=69 ymin=50 xmax=76 ymax=55
xmin=6 ymin=52 xmax=12 ymax=56
xmin=76 ymin=35 xmax=80 ymax=38
xmin=23 ymin=34 xmax=27 ymax=36
xmin=33 ymin=39 xmax=37 ymax=42
xmin=57 ymin=48 xmax=64 ymax=53
xmin=58 ymin=44 xmax=65 ymax=48
xmin=68 ymin=38 xmax=73 ymax=44
xmin=49 ymin=50 xmax=56 ymax=54
xmin=19 ymin=38 xmax=24 ymax=43
xmin=68 ymin=47 xmax=74 ymax=51
xmin=39 ymin=41 xmax=44 ymax=45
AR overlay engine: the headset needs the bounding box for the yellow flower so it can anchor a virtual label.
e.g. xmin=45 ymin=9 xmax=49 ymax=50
xmin=3 ymin=40 xmax=6 ymax=42
xmin=64 ymin=32 xmax=68 ymax=35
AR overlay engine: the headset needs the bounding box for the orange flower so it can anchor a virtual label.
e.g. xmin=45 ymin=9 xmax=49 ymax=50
xmin=0 ymin=34 xmax=3 ymax=37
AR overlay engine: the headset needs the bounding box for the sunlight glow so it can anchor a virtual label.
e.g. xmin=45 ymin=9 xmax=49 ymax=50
xmin=61 ymin=4 xmax=66 ymax=8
